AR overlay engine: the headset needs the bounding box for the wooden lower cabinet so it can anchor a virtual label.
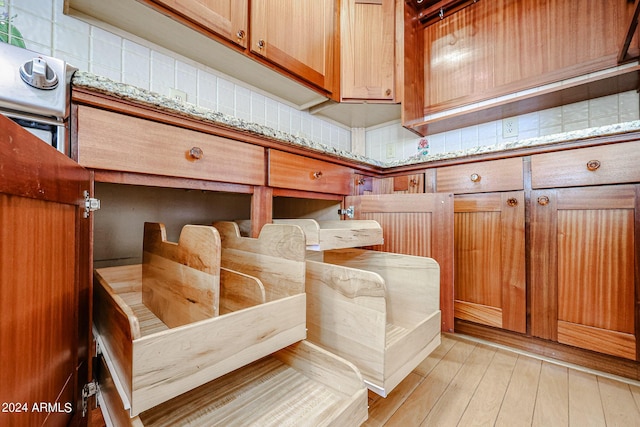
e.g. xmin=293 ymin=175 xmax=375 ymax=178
xmin=530 ymin=185 xmax=638 ymax=360
xmin=453 ymin=191 xmax=526 ymax=334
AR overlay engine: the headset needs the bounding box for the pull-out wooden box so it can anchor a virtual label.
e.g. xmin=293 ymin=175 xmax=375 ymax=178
xmin=306 ymin=248 xmax=441 ymax=396
xmin=272 ymin=219 xmax=384 ymax=250
xmin=93 ymin=222 xmax=308 ymax=417
xmin=98 ymin=340 xmax=368 ymax=427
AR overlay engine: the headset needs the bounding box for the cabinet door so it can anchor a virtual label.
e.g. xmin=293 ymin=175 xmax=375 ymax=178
xmin=251 ymin=0 xmax=337 ymax=93
xmin=453 ymin=192 xmax=526 ymax=333
xmin=0 ymin=116 xmax=91 ymax=425
xmin=345 ymin=193 xmax=454 ymax=332
xmin=341 ymin=0 xmax=395 ymax=100
xmin=153 ymin=0 xmax=248 ymax=47
xmin=530 ymin=185 xmax=637 ymax=360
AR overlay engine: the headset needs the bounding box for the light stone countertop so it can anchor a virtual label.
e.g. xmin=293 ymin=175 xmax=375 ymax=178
xmin=72 ymin=71 xmax=640 ymax=169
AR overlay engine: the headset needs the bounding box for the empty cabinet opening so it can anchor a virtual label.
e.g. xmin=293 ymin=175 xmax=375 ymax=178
xmin=273 ymin=196 xmax=342 ymax=220
xmin=93 ymin=183 xmax=251 ymax=268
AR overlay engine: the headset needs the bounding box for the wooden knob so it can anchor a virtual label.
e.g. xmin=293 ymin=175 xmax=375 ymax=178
xmin=189 ymin=147 xmax=204 ymax=160
xmin=409 ymin=178 xmax=419 ymax=187
xmin=258 ymin=39 xmax=265 ymax=49
xmin=357 ymin=178 xmax=366 ymax=185
xmin=312 ymin=171 xmax=323 ymax=179
xmin=586 ymin=160 xmax=601 ymax=171
xmin=385 ymin=88 xmax=392 ymax=96
xmin=237 ymin=29 xmax=246 ymax=40
xmin=470 ymin=173 xmax=481 ymax=182
xmin=537 ymin=195 xmax=550 ymax=206
xmin=506 ymin=197 xmax=518 ymax=207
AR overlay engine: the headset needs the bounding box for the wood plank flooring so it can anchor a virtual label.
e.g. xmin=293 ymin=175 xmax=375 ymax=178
xmin=365 ymin=334 xmax=640 ymax=427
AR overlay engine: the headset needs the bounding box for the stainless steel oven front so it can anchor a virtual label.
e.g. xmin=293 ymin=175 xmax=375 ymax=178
xmin=0 ymin=43 xmax=76 ymax=156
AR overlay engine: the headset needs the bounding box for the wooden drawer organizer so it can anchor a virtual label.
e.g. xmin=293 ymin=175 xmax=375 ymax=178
xmin=306 ymin=248 xmax=441 ymax=397
xmin=98 ymin=340 xmax=368 ymax=427
xmin=94 ymin=221 xmax=337 ymax=420
xmin=272 ymin=218 xmax=384 ymax=250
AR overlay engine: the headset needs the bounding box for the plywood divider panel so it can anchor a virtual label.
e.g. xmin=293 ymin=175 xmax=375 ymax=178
xmin=142 ymin=222 xmax=221 ymax=328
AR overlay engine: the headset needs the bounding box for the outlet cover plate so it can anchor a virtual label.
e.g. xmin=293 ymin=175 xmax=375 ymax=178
xmin=502 ymin=117 xmax=519 ymax=138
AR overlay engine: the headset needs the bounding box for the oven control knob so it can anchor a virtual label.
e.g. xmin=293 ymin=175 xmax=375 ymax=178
xmin=19 ymin=57 xmax=59 ymax=90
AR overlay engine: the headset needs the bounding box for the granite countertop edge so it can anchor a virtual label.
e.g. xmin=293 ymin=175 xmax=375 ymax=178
xmin=72 ymin=71 xmax=640 ymax=169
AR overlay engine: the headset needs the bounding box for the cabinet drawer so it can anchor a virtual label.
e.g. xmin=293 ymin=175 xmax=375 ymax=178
xmin=531 ymin=141 xmax=640 ymax=188
xmin=436 ymin=158 xmax=523 ymax=194
xmin=268 ymin=150 xmax=353 ymax=195
xmin=76 ymin=106 xmax=265 ymax=186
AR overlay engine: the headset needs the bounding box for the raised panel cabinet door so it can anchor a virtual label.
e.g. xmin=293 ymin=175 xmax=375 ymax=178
xmin=453 ymin=192 xmax=526 ymax=333
xmin=153 ymin=0 xmax=248 ymax=47
xmin=0 ymin=116 xmax=91 ymax=426
xmin=251 ymin=0 xmax=337 ymax=93
xmin=530 ymin=185 xmax=637 ymax=361
xmin=341 ymin=0 xmax=395 ymax=100
xmin=345 ymin=193 xmax=454 ymax=332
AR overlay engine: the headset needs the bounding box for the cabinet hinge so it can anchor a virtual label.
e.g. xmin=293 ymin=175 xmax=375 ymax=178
xmin=81 ymin=380 xmax=99 ymax=417
xmin=83 ymin=190 xmax=101 ymax=218
xmin=337 ymin=205 xmax=354 ymax=219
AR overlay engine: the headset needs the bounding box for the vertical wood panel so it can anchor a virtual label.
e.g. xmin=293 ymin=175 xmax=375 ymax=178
xmin=452 ymin=191 xmax=526 ymax=333
xmin=423 ymin=1 xmax=492 ymax=107
xmin=0 ymin=196 xmax=77 ymax=426
xmin=341 ymin=0 xmax=395 ymax=100
xmin=454 ymin=211 xmax=502 ymax=307
xmin=530 ymin=189 xmax=558 ymax=341
xmin=558 ymin=209 xmax=635 ymax=332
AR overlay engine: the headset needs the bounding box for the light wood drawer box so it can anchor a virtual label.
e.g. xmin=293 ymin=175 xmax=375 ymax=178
xmin=76 ymin=106 xmax=265 ymax=185
xmin=306 ymin=248 xmax=441 ymax=397
xmin=436 ymin=158 xmax=524 ymax=194
xmin=98 ymin=340 xmax=368 ymax=427
xmin=268 ymin=149 xmax=353 ymax=195
xmin=531 ymin=141 xmax=640 ymax=188
xmin=93 ymin=221 xmax=307 ymax=416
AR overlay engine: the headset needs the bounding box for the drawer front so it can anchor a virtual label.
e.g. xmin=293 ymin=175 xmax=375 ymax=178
xmin=268 ymin=150 xmax=353 ymax=195
xmin=436 ymin=157 xmax=523 ymax=194
xmin=531 ymin=141 xmax=640 ymax=188
xmin=76 ymin=107 xmax=265 ymax=186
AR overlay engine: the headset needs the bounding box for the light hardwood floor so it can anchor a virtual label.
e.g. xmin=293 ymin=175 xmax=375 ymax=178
xmin=365 ymin=334 xmax=640 ymax=427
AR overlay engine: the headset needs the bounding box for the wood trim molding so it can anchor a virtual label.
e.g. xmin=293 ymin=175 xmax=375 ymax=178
xmin=454 ymin=320 xmax=640 ymax=382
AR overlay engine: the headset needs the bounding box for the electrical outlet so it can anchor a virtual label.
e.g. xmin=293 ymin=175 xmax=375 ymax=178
xmin=386 ymin=144 xmax=396 ymax=158
xmin=169 ymin=88 xmax=187 ymax=102
xmin=502 ymin=117 xmax=519 ymax=138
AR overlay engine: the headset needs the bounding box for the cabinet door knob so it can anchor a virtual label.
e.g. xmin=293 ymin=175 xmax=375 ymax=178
xmin=537 ymin=195 xmax=550 ymax=206
xmin=506 ymin=197 xmax=518 ymax=207
xmin=257 ymin=39 xmax=265 ymax=49
xmin=237 ymin=29 xmax=246 ymax=40
xmin=470 ymin=173 xmax=481 ymax=182
xmin=189 ymin=146 xmax=204 ymax=160
xmin=586 ymin=160 xmax=601 ymax=171
xmin=312 ymin=171 xmax=323 ymax=179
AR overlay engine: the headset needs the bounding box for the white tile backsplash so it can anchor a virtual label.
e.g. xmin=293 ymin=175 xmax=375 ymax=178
xmin=5 ymin=0 xmax=350 ymax=153
xmin=368 ymin=87 xmax=640 ymax=162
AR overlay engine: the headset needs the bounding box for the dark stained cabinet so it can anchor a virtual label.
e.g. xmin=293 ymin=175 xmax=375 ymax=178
xmin=0 ymin=115 xmax=92 ymax=426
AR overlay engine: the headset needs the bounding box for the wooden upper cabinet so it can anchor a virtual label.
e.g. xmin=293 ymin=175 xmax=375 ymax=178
xmin=404 ymin=0 xmax=640 ymax=134
xmin=250 ymin=0 xmax=338 ymax=94
xmin=152 ymin=0 xmax=248 ymax=48
xmin=341 ymin=0 xmax=395 ymax=101
xmin=423 ymin=0 xmax=636 ymax=110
